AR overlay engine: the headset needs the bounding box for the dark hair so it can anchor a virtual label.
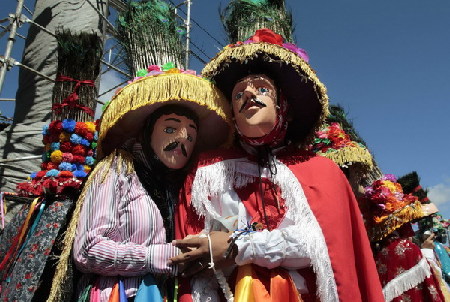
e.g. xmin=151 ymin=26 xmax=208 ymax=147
xmin=134 ymin=104 xmax=199 ymax=242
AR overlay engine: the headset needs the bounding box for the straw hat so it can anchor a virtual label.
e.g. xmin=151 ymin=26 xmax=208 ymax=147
xmin=309 ymin=121 xmax=373 ymax=170
xmin=97 ymin=66 xmax=233 ymax=158
xmin=201 ymin=28 xmax=328 ymax=146
xmin=363 ymin=174 xmax=438 ymax=242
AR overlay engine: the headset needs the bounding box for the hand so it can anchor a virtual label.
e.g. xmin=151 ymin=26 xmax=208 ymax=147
xmin=421 ymin=233 xmax=436 ymax=249
xmin=169 ymin=231 xmax=235 ymax=277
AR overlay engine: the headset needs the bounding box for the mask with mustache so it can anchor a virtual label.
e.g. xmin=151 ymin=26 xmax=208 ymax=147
xmin=163 ymin=141 xmax=188 ymax=157
xmin=239 ymin=97 xmax=267 ymax=113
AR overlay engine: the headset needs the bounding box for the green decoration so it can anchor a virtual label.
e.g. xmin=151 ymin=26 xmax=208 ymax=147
xmin=136 ymin=68 xmax=148 ymax=77
xmin=326 ymin=104 xmax=383 ymax=186
xmin=327 ymin=105 xmax=368 ymax=147
xmin=53 ymin=30 xmax=102 ymax=121
xmin=221 ymin=0 xmax=294 ymax=43
xmin=101 ymin=100 xmax=111 ymax=112
xmin=161 ymin=61 xmax=176 ymax=71
xmin=116 ymin=0 xmax=185 ymax=77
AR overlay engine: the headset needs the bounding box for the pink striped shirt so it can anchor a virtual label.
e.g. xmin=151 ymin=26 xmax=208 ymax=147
xmin=73 ymin=149 xmax=179 ymax=301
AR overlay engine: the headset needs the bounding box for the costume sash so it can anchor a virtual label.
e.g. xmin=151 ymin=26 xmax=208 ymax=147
xmin=235 ymin=264 xmax=302 ymax=302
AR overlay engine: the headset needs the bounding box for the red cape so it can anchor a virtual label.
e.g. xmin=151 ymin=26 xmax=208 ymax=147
xmin=176 ymin=146 xmax=384 ymax=302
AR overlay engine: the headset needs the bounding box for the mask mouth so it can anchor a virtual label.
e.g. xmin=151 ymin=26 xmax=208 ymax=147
xmin=164 ymin=141 xmax=179 ymax=151
xmin=239 ymin=97 xmax=267 ymax=113
xmin=163 ymin=141 xmax=188 ymax=157
xmin=180 ymin=144 xmax=188 ymax=157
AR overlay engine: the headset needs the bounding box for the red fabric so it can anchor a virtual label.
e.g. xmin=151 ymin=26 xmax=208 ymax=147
xmin=52 ymin=75 xmax=95 ymax=116
xmin=250 ymin=29 xmax=284 ymax=46
xmin=235 ymin=180 xmax=286 ymax=231
xmin=375 ymin=237 xmax=445 ymax=302
xmin=175 ymin=146 xmax=384 ymax=302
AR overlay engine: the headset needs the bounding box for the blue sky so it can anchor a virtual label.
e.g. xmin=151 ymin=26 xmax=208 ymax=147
xmin=1 ymin=0 xmax=450 ymax=217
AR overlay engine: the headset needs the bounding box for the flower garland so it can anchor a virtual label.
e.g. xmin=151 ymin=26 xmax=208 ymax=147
xmin=227 ymin=28 xmax=309 ymax=62
xmin=309 ymin=122 xmax=362 ymax=154
xmin=102 ymin=62 xmax=212 ymax=113
xmin=363 ymin=174 xmax=419 ymax=223
xmin=131 ymin=62 xmax=202 ymax=84
xmin=16 ymin=119 xmax=98 ymax=196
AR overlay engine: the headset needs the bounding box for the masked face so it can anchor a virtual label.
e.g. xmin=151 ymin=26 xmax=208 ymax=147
xmin=150 ymin=113 xmax=198 ymax=169
xmin=231 ymin=74 xmax=278 ymax=138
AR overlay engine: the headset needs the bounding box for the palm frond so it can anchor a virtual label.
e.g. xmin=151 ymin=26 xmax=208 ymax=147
xmin=221 ymin=0 xmax=294 ymax=43
xmin=116 ymin=0 xmax=185 ymax=76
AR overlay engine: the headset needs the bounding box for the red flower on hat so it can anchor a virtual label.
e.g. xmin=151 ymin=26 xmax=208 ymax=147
xmin=251 ymin=29 xmax=283 ymax=46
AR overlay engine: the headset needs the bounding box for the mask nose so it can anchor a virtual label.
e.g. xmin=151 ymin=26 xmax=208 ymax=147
xmin=176 ymin=127 xmax=188 ymax=141
xmin=243 ymin=85 xmax=257 ymax=100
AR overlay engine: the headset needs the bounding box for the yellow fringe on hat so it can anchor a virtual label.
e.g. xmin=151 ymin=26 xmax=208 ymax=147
xmin=202 ymin=42 xmax=329 ymax=147
xmin=47 ymin=150 xmax=134 ymax=302
xmin=98 ymin=73 xmax=232 ymax=157
xmin=318 ymin=146 xmax=374 ymax=170
xmin=369 ymin=200 xmax=425 ymax=242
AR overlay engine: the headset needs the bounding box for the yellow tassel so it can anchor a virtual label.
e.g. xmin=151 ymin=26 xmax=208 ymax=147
xmin=202 ymin=42 xmax=329 ymax=148
xmin=47 ymin=150 xmax=134 ymax=302
xmin=369 ymin=201 xmax=425 ymax=242
xmin=98 ymin=73 xmax=233 ymax=158
xmin=318 ymin=146 xmax=374 ymax=170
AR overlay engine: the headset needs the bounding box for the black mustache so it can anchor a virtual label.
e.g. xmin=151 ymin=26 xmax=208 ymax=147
xmin=163 ymin=141 xmax=188 ymax=157
xmin=239 ymin=97 xmax=267 ymax=113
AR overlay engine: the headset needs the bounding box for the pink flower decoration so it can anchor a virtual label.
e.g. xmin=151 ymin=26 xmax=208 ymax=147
xmin=62 ymin=153 xmax=73 ymax=162
xmin=183 ymin=69 xmax=197 ymax=76
xmin=146 ymin=71 xmax=163 ymax=77
xmin=147 ymin=65 xmax=161 ymax=72
xmin=282 ymin=43 xmax=309 ymax=62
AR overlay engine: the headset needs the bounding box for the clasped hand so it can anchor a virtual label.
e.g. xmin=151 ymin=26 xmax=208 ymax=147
xmin=168 ymin=231 xmax=236 ymax=277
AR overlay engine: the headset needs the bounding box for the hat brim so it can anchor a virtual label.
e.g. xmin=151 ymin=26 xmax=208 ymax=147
xmin=98 ymin=73 xmax=233 ymax=158
xmin=368 ymin=200 xmax=436 ymax=242
xmin=317 ymin=145 xmax=374 ymax=171
xmin=202 ymin=42 xmax=329 ymax=146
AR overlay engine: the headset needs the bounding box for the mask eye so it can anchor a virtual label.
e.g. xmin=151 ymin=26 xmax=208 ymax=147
xmin=257 ymin=87 xmax=269 ymax=95
xmin=187 ymin=135 xmax=193 ymax=142
xmin=235 ymin=92 xmax=244 ymax=100
xmin=164 ymin=127 xmax=176 ymax=134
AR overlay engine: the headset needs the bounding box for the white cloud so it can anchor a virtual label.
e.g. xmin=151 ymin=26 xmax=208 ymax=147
xmin=429 ymin=179 xmax=450 ymax=206
xmin=95 ymin=71 xmax=127 ymax=118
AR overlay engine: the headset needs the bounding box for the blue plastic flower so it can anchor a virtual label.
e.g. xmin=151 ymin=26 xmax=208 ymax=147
xmin=50 ymin=142 xmax=60 ymax=151
xmin=30 ymin=172 xmax=37 ymax=179
xmin=85 ymin=156 xmax=95 ymax=166
xmin=81 ymin=139 xmax=90 ymax=147
xmin=62 ymin=119 xmax=77 ymax=133
xmin=42 ymin=125 xmax=49 ymax=135
xmin=73 ymin=170 xmax=87 ymax=178
xmin=70 ymin=134 xmax=82 ymax=145
xmin=59 ymin=162 xmax=73 ymax=171
xmin=74 ymin=163 xmax=84 ymax=171
xmin=45 ymin=169 xmax=59 ymax=177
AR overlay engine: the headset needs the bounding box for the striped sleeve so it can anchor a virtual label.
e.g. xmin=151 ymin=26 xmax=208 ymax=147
xmin=73 ymin=155 xmax=179 ymax=277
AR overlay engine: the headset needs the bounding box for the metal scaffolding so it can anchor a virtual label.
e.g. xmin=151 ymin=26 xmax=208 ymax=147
xmin=0 ymin=0 xmax=194 ymax=100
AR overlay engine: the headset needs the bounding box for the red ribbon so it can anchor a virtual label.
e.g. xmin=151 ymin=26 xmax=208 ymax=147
xmin=52 ymin=75 xmax=95 ymax=117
